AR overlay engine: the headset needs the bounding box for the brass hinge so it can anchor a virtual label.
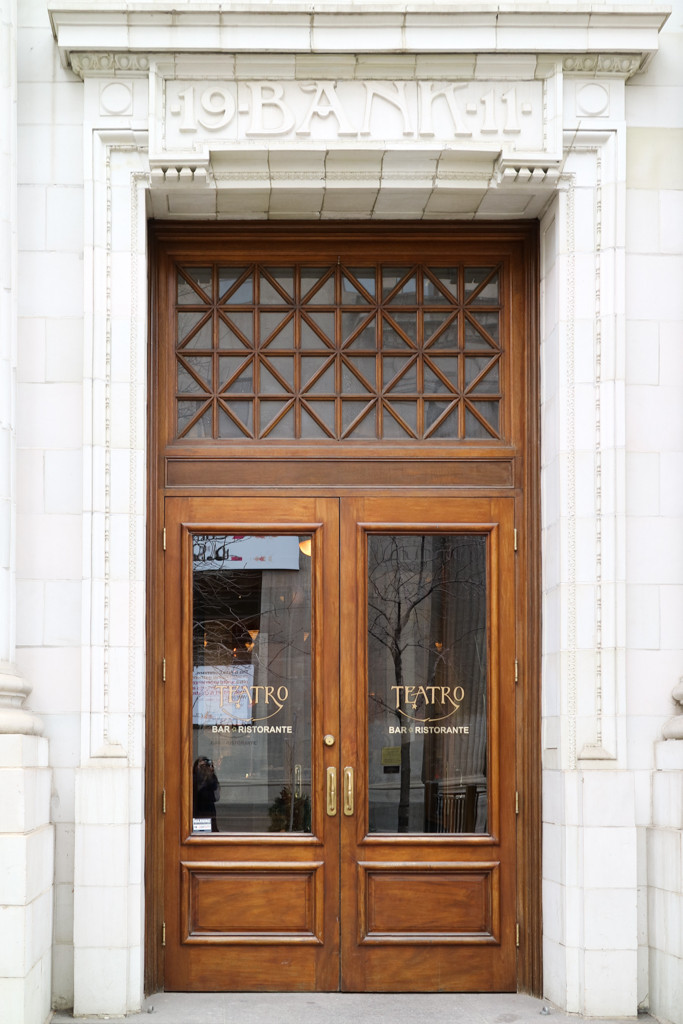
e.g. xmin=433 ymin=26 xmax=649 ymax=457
xmin=514 ymin=659 xmax=519 ymax=684
xmin=162 ymin=657 xmax=166 ymax=683
xmin=162 ymin=921 xmax=166 ymax=947
xmin=163 ymin=527 xmax=166 ymax=551
xmin=162 ymin=789 xmax=166 ymax=814
xmin=515 ymin=791 xmax=519 ymax=815
xmin=516 ymin=922 xmax=520 ymax=948
xmin=513 ymin=528 xmax=518 ymax=552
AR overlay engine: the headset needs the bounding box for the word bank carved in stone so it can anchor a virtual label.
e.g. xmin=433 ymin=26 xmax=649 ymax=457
xmin=151 ymin=74 xmax=556 ymax=166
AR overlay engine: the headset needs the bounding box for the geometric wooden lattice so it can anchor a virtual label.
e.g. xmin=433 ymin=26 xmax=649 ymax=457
xmin=176 ymin=263 xmax=502 ymax=441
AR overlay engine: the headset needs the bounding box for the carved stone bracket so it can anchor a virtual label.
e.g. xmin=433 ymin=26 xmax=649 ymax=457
xmin=150 ymin=166 xmax=211 ymax=187
xmin=495 ymin=165 xmax=562 ymax=186
xmin=662 ymin=678 xmax=683 ymax=741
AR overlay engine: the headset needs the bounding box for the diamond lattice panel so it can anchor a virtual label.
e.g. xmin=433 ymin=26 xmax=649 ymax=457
xmin=174 ymin=264 xmax=502 ymax=441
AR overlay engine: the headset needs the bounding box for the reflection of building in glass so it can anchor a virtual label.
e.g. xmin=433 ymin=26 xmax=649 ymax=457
xmin=191 ymin=535 xmax=312 ymax=833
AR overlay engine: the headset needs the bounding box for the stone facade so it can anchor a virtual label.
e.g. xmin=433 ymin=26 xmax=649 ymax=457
xmin=0 ymin=2 xmax=681 ymax=1022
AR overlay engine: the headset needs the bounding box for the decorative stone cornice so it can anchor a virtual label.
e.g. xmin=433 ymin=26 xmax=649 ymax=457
xmin=662 ymin=678 xmax=683 ymax=741
xmin=562 ymin=54 xmax=644 ymax=77
xmin=49 ymin=3 xmax=669 ymax=77
xmin=71 ymin=51 xmax=150 ymax=76
xmin=67 ymin=49 xmax=653 ymax=82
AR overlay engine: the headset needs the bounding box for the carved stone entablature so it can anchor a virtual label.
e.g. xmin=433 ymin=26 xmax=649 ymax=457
xmin=147 ymin=59 xmax=564 ymax=174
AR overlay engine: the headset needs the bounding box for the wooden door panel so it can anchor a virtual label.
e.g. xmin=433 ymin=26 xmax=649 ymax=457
xmin=181 ymin=861 xmax=325 ymax=940
xmin=339 ymin=496 xmax=516 ymax=992
xmin=163 ymin=496 xmax=340 ymax=992
xmin=359 ymin=861 xmax=500 ymax=940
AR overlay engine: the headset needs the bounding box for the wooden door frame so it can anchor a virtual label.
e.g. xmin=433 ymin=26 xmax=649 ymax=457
xmin=145 ymin=220 xmax=541 ymax=996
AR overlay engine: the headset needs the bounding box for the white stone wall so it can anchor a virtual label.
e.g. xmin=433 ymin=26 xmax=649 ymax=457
xmin=2 ymin=1 xmax=681 ymax=1020
xmin=15 ymin=0 xmax=83 ymax=1010
xmin=0 ymin=0 xmax=14 ymax=654
xmin=1 ymin=3 xmax=54 ymax=1021
xmin=624 ymin=3 xmax=683 ymax=1019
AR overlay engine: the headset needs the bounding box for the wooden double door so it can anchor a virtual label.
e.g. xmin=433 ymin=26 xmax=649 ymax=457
xmin=163 ymin=492 xmax=517 ymax=992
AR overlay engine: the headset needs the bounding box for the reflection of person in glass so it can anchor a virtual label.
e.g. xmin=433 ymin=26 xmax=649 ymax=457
xmin=193 ymin=757 xmax=221 ymax=832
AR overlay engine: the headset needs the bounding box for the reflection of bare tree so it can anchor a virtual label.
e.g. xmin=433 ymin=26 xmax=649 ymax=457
xmin=367 ymin=535 xmax=486 ymax=832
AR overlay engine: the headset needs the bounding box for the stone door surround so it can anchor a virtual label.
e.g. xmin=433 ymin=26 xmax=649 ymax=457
xmin=45 ymin=2 xmax=669 ymax=1016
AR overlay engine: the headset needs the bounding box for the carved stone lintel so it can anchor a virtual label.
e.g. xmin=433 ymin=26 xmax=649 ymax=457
xmin=0 ymin=663 xmax=43 ymax=736
xmin=662 ymin=678 xmax=683 ymax=741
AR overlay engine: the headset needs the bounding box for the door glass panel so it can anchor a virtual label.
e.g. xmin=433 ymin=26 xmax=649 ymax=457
xmin=191 ymin=533 xmax=312 ymax=834
xmin=367 ymin=534 xmax=488 ymax=834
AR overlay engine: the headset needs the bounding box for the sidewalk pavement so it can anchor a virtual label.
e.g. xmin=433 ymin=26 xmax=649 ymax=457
xmin=51 ymin=992 xmax=652 ymax=1024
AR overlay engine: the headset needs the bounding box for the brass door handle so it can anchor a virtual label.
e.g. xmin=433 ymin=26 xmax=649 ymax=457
xmin=326 ymin=766 xmax=337 ymax=816
xmin=343 ymin=766 xmax=354 ymax=816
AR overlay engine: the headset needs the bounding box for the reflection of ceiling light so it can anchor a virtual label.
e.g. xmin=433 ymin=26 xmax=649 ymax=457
xmin=299 ymin=538 xmax=312 ymax=557
xmin=248 ymin=629 xmax=259 ymax=641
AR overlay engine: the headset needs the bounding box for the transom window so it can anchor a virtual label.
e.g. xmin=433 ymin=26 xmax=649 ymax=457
xmin=175 ymin=262 xmax=502 ymax=442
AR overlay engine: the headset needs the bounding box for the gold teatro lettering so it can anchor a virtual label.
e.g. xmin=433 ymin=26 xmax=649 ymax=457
xmin=218 ymin=683 xmax=289 ymax=717
xmin=390 ymin=683 xmax=465 ymax=723
xmin=391 ymin=684 xmax=465 ymax=708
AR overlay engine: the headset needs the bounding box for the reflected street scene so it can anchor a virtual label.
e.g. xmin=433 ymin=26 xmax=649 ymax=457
xmin=367 ymin=534 xmax=488 ymax=834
